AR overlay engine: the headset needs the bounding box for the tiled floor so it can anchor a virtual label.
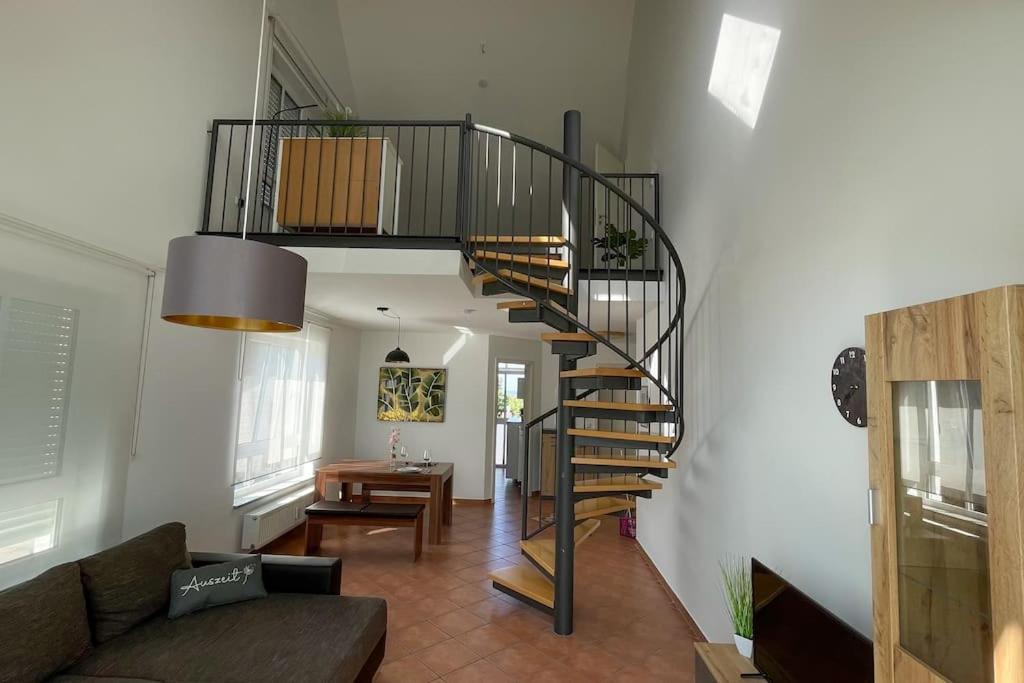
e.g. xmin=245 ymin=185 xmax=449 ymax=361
xmin=265 ymin=469 xmax=701 ymax=682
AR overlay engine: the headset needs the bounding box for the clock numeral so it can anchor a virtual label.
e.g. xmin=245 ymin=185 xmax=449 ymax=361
xmin=840 ymin=357 xmax=846 ymax=365
xmin=832 ymin=384 xmax=837 ymax=391
xmin=848 ymin=350 xmax=856 ymax=359
xmin=833 ymin=368 xmax=840 ymax=376
xmin=836 ymin=399 xmax=842 ymax=406
xmin=845 ymin=410 xmax=850 ymax=417
xmin=856 ymin=417 xmax=863 ymax=425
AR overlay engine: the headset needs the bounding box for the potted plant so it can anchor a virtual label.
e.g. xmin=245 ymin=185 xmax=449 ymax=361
xmin=592 ymin=222 xmax=649 ymax=267
xmin=275 ymin=106 xmax=401 ymax=234
xmin=720 ymin=555 xmax=753 ymax=658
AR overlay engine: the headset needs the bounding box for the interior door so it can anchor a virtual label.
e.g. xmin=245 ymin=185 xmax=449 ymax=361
xmin=866 ymin=287 xmax=1024 ymax=683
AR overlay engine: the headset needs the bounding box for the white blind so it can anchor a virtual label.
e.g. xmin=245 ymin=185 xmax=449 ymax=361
xmin=0 ymin=298 xmax=77 ymax=485
xmin=234 ymin=323 xmax=329 ymax=487
xmin=0 ymin=499 xmax=61 ymax=566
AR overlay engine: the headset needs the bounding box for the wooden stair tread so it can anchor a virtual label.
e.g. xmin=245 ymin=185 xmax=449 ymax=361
xmin=473 ymin=251 xmax=569 ymax=269
xmin=568 ymin=428 xmax=674 ymax=444
xmin=478 ymin=270 xmax=571 ymax=296
xmin=541 ymin=332 xmax=598 ymax=343
xmin=469 ymin=235 xmax=566 ymax=245
xmin=564 ymin=399 xmax=674 ymax=412
xmin=560 ymin=366 xmax=643 ymax=379
xmin=520 ymin=519 xmax=601 ymax=576
xmin=496 ymin=299 xmax=570 ymax=314
xmin=574 ymin=475 xmax=663 ymax=493
xmin=489 ymin=564 xmax=554 ymax=608
xmin=574 ymin=496 xmax=635 ymax=520
xmin=572 ymin=455 xmax=677 ymax=469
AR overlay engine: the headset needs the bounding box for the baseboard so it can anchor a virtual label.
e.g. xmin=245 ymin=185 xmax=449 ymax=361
xmin=635 ymin=542 xmax=707 ymax=642
xmin=454 ymin=498 xmax=492 ymax=506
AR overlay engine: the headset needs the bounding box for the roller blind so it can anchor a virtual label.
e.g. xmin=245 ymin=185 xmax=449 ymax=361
xmin=233 ymin=323 xmax=329 ymax=487
xmin=0 ymin=298 xmax=77 ymax=485
xmin=0 ymin=499 xmax=61 ymax=566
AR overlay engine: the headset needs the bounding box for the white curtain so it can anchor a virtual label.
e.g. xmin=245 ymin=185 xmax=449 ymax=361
xmin=234 ymin=323 xmax=329 ymax=487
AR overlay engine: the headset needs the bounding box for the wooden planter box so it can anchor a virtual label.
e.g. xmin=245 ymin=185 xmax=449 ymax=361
xmin=275 ymin=137 xmax=401 ymax=234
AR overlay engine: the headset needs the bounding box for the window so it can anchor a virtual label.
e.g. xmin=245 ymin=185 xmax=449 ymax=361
xmin=0 ymin=298 xmax=77 ymax=485
xmin=0 ymin=499 xmax=61 ymax=566
xmin=233 ymin=323 xmax=329 ymax=506
xmin=708 ymin=14 xmax=781 ymax=129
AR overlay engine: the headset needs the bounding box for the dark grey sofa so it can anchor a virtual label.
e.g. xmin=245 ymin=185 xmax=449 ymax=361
xmin=0 ymin=523 xmax=387 ymax=683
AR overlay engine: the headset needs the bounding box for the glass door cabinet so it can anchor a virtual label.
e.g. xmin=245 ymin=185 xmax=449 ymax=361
xmin=867 ymin=287 xmax=1024 ymax=683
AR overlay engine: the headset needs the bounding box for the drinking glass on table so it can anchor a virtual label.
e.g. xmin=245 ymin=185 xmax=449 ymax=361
xmin=399 ymin=446 xmax=408 ymax=465
xmin=422 ymin=449 xmax=432 ymax=466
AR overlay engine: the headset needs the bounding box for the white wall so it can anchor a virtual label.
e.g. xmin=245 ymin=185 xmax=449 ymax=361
xmin=0 ymin=0 xmax=356 ymax=267
xmin=0 ymin=0 xmax=359 ymax=556
xmin=122 ymin=289 xmax=362 ymax=551
xmin=337 ymin=0 xmax=635 ymax=160
xmin=621 ymin=0 xmax=1024 ymax=640
xmin=353 ymin=330 xmax=492 ymax=500
xmin=0 ymin=223 xmax=147 ymax=588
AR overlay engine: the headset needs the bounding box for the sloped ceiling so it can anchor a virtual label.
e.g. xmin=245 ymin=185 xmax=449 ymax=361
xmin=336 ymin=0 xmax=636 ymax=162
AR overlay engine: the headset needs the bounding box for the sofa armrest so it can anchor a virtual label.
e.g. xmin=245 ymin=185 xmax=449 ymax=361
xmin=190 ymin=551 xmax=341 ymax=595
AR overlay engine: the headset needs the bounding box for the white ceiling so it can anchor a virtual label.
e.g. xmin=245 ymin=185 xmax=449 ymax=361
xmin=336 ymin=0 xmax=636 ymax=161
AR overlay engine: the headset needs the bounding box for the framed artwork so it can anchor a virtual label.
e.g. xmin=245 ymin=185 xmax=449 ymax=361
xmin=377 ymin=367 xmax=447 ymax=422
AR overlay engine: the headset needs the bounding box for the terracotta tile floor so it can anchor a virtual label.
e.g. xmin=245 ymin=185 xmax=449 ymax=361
xmin=265 ymin=470 xmax=701 ymax=682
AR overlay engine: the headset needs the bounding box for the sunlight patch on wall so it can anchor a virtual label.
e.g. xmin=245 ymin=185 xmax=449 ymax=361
xmin=708 ymin=14 xmax=781 ymax=129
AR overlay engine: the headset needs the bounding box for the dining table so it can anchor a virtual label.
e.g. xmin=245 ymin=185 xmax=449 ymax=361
xmin=313 ymin=460 xmax=454 ymax=544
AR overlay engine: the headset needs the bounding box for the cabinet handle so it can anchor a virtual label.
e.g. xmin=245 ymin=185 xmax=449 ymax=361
xmin=868 ymin=488 xmax=880 ymax=526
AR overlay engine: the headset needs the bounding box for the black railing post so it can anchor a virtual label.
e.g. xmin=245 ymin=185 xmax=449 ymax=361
xmin=456 ymin=114 xmax=472 ymax=243
xmin=562 ymin=110 xmax=581 ymax=322
xmin=554 ymin=354 xmax=577 ymax=635
xmin=201 ymin=122 xmax=220 ymax=233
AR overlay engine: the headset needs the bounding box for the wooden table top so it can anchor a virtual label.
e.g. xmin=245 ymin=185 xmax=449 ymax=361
xmin=317 ymin=460 xmax=453 ymax=479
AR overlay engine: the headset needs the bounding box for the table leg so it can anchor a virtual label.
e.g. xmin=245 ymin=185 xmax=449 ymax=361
xmin=429 ymin=477 xmax=443 ymax=544
xmin=413 ymin=510 xmax=423 ymax=561
xmin=304 ymin=519 xmax=323 ymax=555
xmin=314 ymin=472 xmax=327 ymax=503
xmin=443 ymin=476 xmax=454 ymax=525
xmin=339 ymin=482 xmax=351 ymax=502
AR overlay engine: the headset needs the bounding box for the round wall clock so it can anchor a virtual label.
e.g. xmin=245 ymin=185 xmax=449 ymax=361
xmin=831 ymin=347 xmax=866 ymax=427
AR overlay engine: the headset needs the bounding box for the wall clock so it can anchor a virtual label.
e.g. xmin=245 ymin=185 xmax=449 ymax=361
xmin=831 ymin=347 xmax=866 ymax=427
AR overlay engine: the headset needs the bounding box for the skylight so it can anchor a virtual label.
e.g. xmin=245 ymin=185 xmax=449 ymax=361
xmin=708 ymin=14 xmax=781 ymax=129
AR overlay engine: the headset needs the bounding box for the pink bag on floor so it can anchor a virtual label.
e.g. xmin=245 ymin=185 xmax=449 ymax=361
xmin=619 ymin=511 xmax=636 ymax=538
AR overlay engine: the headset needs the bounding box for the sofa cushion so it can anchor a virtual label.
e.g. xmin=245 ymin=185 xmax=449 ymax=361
xmin=66 ymin=593 xmax=387 ymax=683
xmin=0 ymin=563 xmax=91 ymax=683
xmin=78 ymin=523 xmax=191 ymax=643
xmin=168 ymin=556 xmax=267 ymax=619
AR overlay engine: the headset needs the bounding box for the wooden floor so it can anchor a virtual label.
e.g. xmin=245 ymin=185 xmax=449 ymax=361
xmin=265 ymin=469 xmax=701 ymax=682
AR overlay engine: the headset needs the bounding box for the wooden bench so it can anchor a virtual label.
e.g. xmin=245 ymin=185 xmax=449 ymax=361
xmin=304 ymin=500 xmax=425 ymax=561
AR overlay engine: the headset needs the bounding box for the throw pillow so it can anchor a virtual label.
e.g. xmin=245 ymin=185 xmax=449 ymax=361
xmin=0 ymin=562 xmax=92 ymax=683
xmin=78 ymin=522 xmax=191 ymax=643
xmin=168 ymin=556 xmax=267 ymax=619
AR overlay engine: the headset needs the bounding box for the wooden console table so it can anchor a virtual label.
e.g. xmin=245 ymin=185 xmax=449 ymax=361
xmin=695 ymin=643 xmax=760 ymax=682
xmin=314 ymin=461 xmax=453 ymax=544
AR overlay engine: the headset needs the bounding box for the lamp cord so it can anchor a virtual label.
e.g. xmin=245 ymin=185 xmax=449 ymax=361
xmin=240 ymin=0 xmax=269 ymax=241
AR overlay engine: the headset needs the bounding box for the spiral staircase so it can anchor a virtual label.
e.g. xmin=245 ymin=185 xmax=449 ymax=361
xmin=199 ymin=109 xmax=686 ymax=636
xmin=463 ymin=113 xmax=686 ymax=635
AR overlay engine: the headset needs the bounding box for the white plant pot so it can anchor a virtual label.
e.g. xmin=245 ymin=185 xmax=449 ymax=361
xmin=734 ymin=634 xmax=753 ymax=659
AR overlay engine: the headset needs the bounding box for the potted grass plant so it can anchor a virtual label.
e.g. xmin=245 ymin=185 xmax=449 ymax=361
xmin=720 ymin=555 xmax=754 ymax=658
xmin=275 ymin=106 xmax=400 ymax=234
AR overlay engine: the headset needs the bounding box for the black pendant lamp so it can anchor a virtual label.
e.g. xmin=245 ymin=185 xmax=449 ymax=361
xmin=378 ymin=307 xmax=410 ymax=363
xmin=160 ymin=0 xmax=307 ymax=333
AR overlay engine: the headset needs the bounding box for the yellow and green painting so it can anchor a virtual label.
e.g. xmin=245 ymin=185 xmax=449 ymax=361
xmin=377 ymin=367 xmax=447 ymax=422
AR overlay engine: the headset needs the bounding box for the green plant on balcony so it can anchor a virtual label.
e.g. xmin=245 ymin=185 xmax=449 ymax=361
xmin=593 ymin=222 xmax=649 ymax=267
xmin=322 ymin=106 xmax=365 ymax=137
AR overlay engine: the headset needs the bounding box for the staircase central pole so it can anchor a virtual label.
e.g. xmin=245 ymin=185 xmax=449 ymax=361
xmin=554 ymin=109 xmax=582 ymax=636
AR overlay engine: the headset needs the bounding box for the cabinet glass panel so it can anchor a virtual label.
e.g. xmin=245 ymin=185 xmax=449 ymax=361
xmin=892 ymin=380 xmax=992 ymax=683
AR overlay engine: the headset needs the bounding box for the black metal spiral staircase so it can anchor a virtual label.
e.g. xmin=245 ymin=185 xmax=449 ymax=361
xmin=199 ymin=109 xmax=686 ymax=636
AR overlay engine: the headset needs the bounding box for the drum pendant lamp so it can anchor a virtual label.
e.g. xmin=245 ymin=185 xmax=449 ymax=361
xmin=161 ymin=0 xmax=307 ymax=332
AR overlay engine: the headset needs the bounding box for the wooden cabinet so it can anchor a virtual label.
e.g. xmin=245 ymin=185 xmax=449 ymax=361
xmin=866 ymin=286 xmax=1024 ymax=683
xmin=275 ymin=137 xmax=401 ymax=233
xmin=694 ymin=644 xmax=758 ymax=682
xmin=541 ymin=430 xmax=556 ymax=496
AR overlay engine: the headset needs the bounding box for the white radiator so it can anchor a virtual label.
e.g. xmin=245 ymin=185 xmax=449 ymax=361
xmin=240 ymin=486 xmax=315 ymax=551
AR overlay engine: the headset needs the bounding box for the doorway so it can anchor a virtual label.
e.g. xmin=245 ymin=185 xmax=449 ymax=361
xmin=494 ymin=361 xmax=529 ymax=471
